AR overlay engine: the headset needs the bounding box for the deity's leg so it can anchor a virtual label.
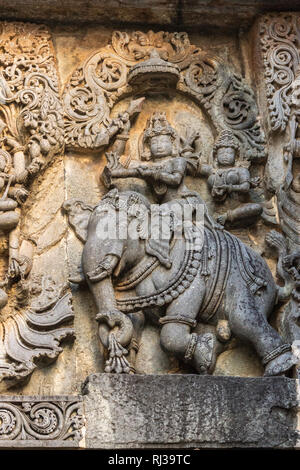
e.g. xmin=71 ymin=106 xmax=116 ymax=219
xmin=220 ymin=203 xmax=262 ymax=228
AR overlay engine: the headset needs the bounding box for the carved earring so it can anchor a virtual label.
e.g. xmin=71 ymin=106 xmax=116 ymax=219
xmin=141 ymin=149 xmax=151 ymax=161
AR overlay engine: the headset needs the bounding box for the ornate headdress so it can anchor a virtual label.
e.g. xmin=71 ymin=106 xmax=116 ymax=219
xmin=140 ymin=112 xmax=178 ymax=160
xmin=213 ymin=129 xmax=239 ymax=158
xmin=128 ymin=49 xmax=180 ymax=89
xmin=144 ymin=112 xmax=177 ymax=139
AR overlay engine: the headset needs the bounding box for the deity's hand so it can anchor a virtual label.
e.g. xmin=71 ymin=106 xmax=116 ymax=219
xmin=8 ymin=255 xmax=32 ymax=280
xmin=4 ymin=137 xmax=22 ymax=151
xmin=16 ymin=170 xmax=28 ymax=184
xmin=27 ymin=158 xmax=43 ymax=176
xmin=105 ymin=151 xmax=123 ymax=171
xmin=211 ymin=186 xmax=227 ymax=199
xmin=111 ymin=117 xmax=125 ymax=130
xmin=137 ymin=166 xmax=155 ymax=177
xmin=250 ymin=176 xmax=261 ymax=188
xmin=13 ymin=187 xmax=29 ymax=204
xmin=217 ymin=184 xmax=230 ymax=191
xmin=216 ymin=213 xmax=228 ymax=227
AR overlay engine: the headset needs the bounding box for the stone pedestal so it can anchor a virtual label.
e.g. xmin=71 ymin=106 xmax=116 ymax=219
xmin=82 ymin=374 xmax=298 ymax=449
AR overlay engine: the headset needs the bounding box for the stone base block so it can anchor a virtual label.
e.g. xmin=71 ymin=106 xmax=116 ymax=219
xmin=82 ymin=374 xmax=298 ymax=449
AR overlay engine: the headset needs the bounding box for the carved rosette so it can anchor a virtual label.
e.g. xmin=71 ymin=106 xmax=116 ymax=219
xmin=63 ymin=30 xmax=265 ymax=161
xmin=258 ymin=13 xmax=300 ymax=133
xmin=0 ymin=396 xmax=84 ymax=444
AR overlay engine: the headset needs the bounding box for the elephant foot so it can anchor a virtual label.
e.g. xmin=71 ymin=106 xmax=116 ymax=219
xmin=192 ymin=332 xmax=218 ymax=374
xmin=263 ymin=350 xmax=297 ymax=377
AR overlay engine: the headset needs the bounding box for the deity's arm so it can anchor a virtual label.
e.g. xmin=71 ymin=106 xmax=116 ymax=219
xmin=95 ymin=98 xmax=145 ymax=151
xmin=5 ymin=138 xmax=28 ymax=184
xmin=228 ymin=168 xmax=250 ymax=194
xmin=94 ymin=115 xmax=129 ymax=148
xmin=110 ymin=167 xmax=140 ymax=178
xmin=152 ymin=158 xmax=186 ymax=187
xmin=197 ymin=162 xmax=213 ymax=177
xmin=110 ymin=158 xmax=187 ymax=187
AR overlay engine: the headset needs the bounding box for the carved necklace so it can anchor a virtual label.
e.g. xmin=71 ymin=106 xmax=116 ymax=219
xmin=116 ymin=226 xmax=202 ymax=313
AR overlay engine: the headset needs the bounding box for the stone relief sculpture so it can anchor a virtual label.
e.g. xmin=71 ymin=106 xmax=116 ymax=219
xmin=0 ymin=22 xmax=74 ymax=390
xmin=259 ymin=13 xmax=300 ymax=133
xmin=64 ymin=30 xmax=299 ymax=378
xmin=63 ymin=30 xmax=266 ymax=161
xmin=258 ymin=13 xmax=300 ymax=364
xmin=0 ymin=14 xmax=297 ymax=449
xmin=198 ymin=129 xmax=262 ymax=228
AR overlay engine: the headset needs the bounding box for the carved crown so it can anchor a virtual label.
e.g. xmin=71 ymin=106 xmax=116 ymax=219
xmin=143 ymin=112 xmax=177 ymax=140
xmin=213 ymin=129 xmax=239 ymax=154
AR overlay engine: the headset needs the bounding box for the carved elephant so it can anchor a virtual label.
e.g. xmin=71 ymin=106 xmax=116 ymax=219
xmin=64 ymin=189 xmax=297 ymax=376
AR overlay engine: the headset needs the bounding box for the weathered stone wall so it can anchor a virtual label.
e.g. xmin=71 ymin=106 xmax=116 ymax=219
xmin=0 ymin=16 xmax=289 ymax=396
xmin=0 ymin=1 xmax=298 ymax=450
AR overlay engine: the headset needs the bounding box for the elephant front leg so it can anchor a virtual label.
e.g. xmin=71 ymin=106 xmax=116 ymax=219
xmin=159 ymin=274 xmax=219 ymax=374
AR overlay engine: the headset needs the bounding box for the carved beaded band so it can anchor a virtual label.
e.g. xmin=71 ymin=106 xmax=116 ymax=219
xmin=262 ymin=344 xmax=292 ymax=366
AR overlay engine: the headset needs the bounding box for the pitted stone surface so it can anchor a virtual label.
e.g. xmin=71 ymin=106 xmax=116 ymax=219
xmin=0 ymin=1 xmax=299 ymax=29
xmin=82 ymin=374 xmax=298 ymax=448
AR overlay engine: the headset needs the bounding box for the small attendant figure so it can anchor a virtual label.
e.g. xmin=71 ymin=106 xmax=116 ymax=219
xmin=198 ymin=129 xmax=262 ymax=228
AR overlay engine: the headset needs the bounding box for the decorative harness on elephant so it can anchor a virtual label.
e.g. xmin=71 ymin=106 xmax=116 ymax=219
xmin=114 ymin=223 xmax=267 ymax=321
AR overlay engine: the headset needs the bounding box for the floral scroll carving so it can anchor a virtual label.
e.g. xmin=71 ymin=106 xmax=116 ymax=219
xmin=259 ymin=13 xmax=300 ymax=132
xmin=0 ymin=280 xmax=74 ymax=390
xmin=0 ymin=22 xmax=72 ymax=390
xmin=0 ymin=21 xmax=64 ymax=166
xmin=63 ymin=30 xmax=265 ymax=161
xmin=258 ymin=14 xmax=300 ymax=363
xmin=111 ymin=31 xmax=193 ymax=63
xmin=0 ymin=396 xmax=83 ymax=443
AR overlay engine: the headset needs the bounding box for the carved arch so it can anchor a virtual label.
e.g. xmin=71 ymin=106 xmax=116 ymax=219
xmin=63 ymin=30 xmax=266 ymax=161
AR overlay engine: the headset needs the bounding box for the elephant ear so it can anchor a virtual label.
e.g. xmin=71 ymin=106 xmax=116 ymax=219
xmin=63 ymin=199 xmax=94 ymax=242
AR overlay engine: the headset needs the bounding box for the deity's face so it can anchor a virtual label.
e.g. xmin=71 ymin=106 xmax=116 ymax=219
xmin=217 ymin=146 xmax=236 ymax=166
xmin=150 ymin=134 xmax=173 ymax=159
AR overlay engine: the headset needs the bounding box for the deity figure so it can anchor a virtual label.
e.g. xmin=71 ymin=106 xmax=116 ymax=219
xmin=0 ymin=71 xmax=45 ymax=284
xmin=103 ymin=111 xmax=218 ymax=226
xmin=198 ymin=130 xmax=262 ymax=228
xmin=65 ymin=107 xmax=297 ymax=377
